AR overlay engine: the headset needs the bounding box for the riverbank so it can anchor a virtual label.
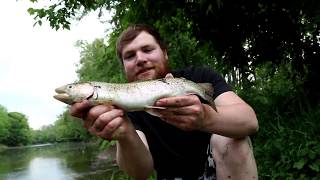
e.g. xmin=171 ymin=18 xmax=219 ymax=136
xmin=0 ymin=144 xmax=8 ymax=152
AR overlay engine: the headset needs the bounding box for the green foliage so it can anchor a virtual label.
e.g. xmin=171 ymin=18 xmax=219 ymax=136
xmin=0 ymin=105 xmax=9 ymax=143
xmin=238 ymin=63 xmax=320 ymax=179
xmin=154 ymin=10 xmax=218 ymax=70
xmin=31 ymin=125 xmax=56 ymax=144
xmin=54 ymin=110 xmax=92 ymax=142
xmin=253 ymin=108 xmax=320 ymax=179
xmin=4 ymin=112 xmax=32 ymax=146
xmin=75 ymin=38 xmax=125 ymax=83
xmin=0 ymin=106 xmax=92 ymax=146
xmin=31 ymin=110 xmax=93 ymax=144
xmin=27 ymin=0 xmax=97 ymax=30
xmin=0 ymin=144 xmax=8 ymax=152
xmin=240 ymin=62 xmax=307 ymax=116
xmin=0 ymin=105 xmax=35 ymax=146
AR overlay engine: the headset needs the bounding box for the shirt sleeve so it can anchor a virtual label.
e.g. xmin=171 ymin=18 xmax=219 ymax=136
xmin=202 ymin=67 xmax=232 ymax=99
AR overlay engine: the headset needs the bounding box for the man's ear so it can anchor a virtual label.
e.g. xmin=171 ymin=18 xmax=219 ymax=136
xmin=164 ymin=49 xmax=168 ymax=61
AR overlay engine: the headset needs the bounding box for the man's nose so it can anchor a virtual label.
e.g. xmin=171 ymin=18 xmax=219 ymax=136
xmin=136 ymin=51 xmax=147 ymax=65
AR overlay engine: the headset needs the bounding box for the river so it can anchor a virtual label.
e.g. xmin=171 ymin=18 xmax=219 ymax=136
xmin=0 ymin=142 xmax=126 ymax=180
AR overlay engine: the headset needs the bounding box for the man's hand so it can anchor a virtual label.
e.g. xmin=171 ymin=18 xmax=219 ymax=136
xmin=155 ymin=92 xmax=208 ymax=131
xmin=154 ymin=73 xmax=210 ymax=131
xmin=70 ymin=100 xmax=132 ymax=141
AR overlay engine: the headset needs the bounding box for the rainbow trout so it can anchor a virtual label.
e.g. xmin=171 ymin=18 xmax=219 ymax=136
xmin=54 ymin=78 xmax=216 ymax=114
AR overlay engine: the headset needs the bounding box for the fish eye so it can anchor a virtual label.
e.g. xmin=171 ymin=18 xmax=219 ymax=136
xmin=68 ymin=85 xmax=73 ymax=88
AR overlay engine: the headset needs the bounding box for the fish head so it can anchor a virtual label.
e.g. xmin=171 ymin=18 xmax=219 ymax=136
xmin=54 ymin=82 xmax=95 ymax=105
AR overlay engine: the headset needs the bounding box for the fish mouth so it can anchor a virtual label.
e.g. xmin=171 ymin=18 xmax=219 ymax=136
xmin=54 ymin=86 xmax=73 ymax=104
xmin=54 ymin=93 xmax=73 ymax=105
xmin=55 ymin=86 xmax=67 ymax=94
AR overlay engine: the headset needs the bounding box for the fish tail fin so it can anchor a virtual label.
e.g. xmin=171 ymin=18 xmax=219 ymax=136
xmin=198 ymin=83 xmax=217 ymax=112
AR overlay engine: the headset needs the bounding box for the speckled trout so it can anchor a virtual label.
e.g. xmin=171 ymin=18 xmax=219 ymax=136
xmin=53 ymin=78 xmax=216 ymax=113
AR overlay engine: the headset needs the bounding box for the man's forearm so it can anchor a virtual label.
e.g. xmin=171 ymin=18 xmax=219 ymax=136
xmin=202 ymin=103 xmax=258 ymax=138
xmin=116 ymin=130 xmax=154 ymax=179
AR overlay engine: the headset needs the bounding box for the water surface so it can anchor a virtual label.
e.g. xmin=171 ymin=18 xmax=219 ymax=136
xmin=0 ymin=142 xmax=123 ymax=180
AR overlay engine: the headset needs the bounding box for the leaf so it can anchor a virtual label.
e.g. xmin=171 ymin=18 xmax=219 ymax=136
xmin=308 ymin=151 xmax=316 ymax=160
xmin=309 ymin=163 xmax=319 ymax=172
xmin=293 ymin=159 xmax=306 ymax=169
xmin=27 ymin=8 xmax=35 ymax=15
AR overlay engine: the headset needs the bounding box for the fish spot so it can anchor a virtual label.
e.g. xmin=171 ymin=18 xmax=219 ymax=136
xmin=158 ymin=78 xmax=170 ymax=84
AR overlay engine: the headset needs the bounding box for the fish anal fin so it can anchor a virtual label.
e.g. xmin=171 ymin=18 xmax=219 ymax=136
xmin=144 ymin=105 xmax=166 ymax=117
xmin=146 ymin=110 xmax=161 ymax=117
xmin=144 ymin=105 xmax=166 ymax=110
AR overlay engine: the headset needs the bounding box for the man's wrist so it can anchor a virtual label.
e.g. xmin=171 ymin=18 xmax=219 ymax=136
xmin=199 ymin=104 xmax=217 ymax=133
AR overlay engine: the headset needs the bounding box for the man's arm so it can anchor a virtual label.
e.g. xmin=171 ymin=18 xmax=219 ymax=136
xmin=155 ymin=91 xmax=258 ymax=138
xmin=69 ymin=101 xmax=154 ymax=179
xmin=202 ymin=91 xmax=258 ymax=138
xmin=116 ymin=129 xmax=154 ymax=180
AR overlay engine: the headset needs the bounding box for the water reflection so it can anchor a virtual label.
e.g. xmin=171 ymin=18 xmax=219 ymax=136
xmin=7 ymin=157 xmax=75 ymax=180
xmin=0 ymin=142 xmax=123 ymax=180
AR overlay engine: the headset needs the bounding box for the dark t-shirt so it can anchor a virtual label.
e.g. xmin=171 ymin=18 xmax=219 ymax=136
xmin=127 ymin=66 xmax=232 ymax=179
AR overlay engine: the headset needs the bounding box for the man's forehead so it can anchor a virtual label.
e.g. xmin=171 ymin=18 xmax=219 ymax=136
xmin=122 ymin=31 xmax=158 ymax=53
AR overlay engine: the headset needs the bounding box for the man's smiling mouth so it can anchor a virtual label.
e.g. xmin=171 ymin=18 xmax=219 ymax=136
xmin=137 ymin=67 xmax=154 ymax=76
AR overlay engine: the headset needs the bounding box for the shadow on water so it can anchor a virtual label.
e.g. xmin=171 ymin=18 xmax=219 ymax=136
xmin=0 ymin=142 xmax=126 ymax=180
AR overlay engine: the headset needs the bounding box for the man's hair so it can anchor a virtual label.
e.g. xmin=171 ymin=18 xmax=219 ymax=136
xmin=116 ymin=24 xmax=167 ymax=62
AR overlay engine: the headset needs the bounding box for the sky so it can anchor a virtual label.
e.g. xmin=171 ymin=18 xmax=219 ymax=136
xmin=0 ymin=1 xmax=109 ymax=129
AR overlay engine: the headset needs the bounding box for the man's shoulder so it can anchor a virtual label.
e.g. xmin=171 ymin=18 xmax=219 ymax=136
xmin=172 ymin=66 xmax=219 ymax=82
xmin=173 ymin=65 xmax=214 ymax=74
xmin=172 ymin=65 xmax=232 ymax=98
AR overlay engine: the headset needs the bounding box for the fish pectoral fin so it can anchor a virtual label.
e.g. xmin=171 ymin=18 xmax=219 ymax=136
xmin=144 ymin=105 xmax=166 ymax=110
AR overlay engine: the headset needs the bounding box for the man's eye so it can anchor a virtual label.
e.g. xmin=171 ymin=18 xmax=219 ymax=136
xmin=144 ymin=48 xmax=153 ymax=53
xmin=124 ymin=54 xmax=134 ymax=60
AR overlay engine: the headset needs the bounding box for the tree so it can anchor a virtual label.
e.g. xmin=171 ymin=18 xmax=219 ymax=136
xmin=75 ymin=38 xmax=125 ymax=83
xmin=54 ymin=110 xmax=92 ymax=142
xmin=5 ymin=112 xmax=31 ymax=146
xmin=28 ymin=0 xmax=320 ymax=106
xmin=0 ymin=105 xmax=9 ymax=143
